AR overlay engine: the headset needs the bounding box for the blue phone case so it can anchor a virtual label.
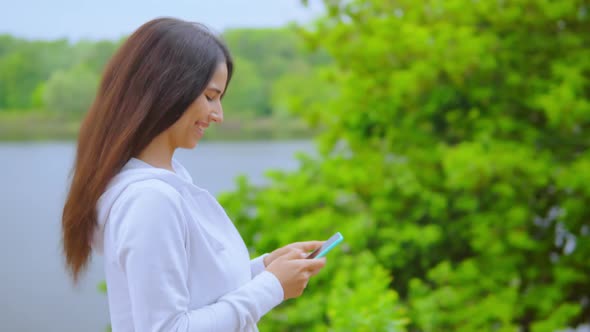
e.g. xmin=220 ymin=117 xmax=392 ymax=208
xmin=314 ymin=232 xmax=344 ymax=259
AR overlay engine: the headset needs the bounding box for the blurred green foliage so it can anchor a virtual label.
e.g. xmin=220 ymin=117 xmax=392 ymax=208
xmin=219 ymin=0 xmax=590 ymax=331
xmin=0 ymin=35 xmax=117 ymax=111
xmin=0 ymin=27 xmax=327 ymax=140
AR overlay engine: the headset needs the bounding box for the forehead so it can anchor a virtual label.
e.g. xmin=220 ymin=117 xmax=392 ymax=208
xmin=207 ymin=62 xmax=228 ymax=89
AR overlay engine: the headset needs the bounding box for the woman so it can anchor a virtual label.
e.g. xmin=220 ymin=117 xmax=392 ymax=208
xmin=61 ymin=17 xmax=326 ymax=332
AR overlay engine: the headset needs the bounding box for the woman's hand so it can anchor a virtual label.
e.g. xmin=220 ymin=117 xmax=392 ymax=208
xmin=263 ymin=241 xmax=324 ymax=267
xmin=266 ymin=249 xmax=327 ymax=300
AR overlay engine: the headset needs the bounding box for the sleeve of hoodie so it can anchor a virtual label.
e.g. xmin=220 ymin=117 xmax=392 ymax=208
xmin=250 ymin=254 xmax=269 ymax=277
xmin=114 ymin=185 xmax=284 ymax=332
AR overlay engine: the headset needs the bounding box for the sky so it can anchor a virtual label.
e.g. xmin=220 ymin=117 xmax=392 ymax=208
xmin=0 ymin=0 xmax=325 ymax=40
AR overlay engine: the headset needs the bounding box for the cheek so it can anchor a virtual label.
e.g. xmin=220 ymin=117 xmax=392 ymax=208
xmin=168 ymin=114 xmax=192 ymax=138
xmin=191 ymin=97 xmax=209 ymax=116
xmin=180 ymin=116 xmax=196 ymax=137
xmin=177 ymin=107 xmax=199 ymax=130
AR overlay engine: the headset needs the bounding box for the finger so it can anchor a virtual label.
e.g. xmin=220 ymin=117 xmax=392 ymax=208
xmin=279 ymin=248 xmax=306 ymax=261
xmin=309 ymin=265 xmax=325 ymax=277
xmin=290 ymin=241 xmax=324 ymax=252
xmin=272 ymin=246 xmax=289 ymax=257
xmin=302 ymin=257 xmax=327 ymax=271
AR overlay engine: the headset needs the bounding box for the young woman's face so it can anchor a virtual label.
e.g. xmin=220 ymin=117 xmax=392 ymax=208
xmin=167 ymin=62 xmax=228 ymax=149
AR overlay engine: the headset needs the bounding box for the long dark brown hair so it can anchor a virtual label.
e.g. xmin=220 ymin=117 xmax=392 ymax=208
xmin=62 ymin=17 xmax=233 ymax=282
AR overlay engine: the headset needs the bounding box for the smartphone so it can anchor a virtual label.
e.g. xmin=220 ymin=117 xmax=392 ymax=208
xmin=307 ymin=232 xmax=344 ymax=259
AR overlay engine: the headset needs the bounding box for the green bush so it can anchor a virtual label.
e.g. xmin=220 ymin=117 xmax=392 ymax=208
xmin=220 ymin=0 xmax=590 ymax=330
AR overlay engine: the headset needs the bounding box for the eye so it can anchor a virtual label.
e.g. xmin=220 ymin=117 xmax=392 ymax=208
xmin=205 ymin=95 xmax=214 ymax=102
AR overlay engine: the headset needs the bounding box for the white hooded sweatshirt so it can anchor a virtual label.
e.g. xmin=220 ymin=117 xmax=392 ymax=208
xmin=92 ymin=157 xmax=284 ymax=332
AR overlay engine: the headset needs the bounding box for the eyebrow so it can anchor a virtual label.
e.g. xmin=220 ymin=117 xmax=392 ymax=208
xmin=208 ymin=87 xmax=223 ymax=94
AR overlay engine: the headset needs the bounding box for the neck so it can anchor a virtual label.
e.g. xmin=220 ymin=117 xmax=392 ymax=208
xmin=136 ymin=133 xmax=175 ymax=172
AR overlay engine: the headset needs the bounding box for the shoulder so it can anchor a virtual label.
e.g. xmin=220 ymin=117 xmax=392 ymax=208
xmin=121 ymin=179 xmax=184 ymax=207
xmin=126 ymin=179 xmax=182 ymax=204
xmin=111 ymin=179 xmax=188 ymax=231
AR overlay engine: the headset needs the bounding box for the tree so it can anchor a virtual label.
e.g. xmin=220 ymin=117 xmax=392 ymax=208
xmin=220 ymin=0 xmax=590 ymax=331
xmin=270 ymin=64 xmax=335 ymax=125
xmin=72 ymin=39 xmax=120 ymax=74
xmin=43 ymin=64 xmax=98 ymax=115
xmin=223 ymin=27 xmax=331 ymax=117
xmin=222 ymin=56 xmax=266 ymax=118
xmin=0 ymin=38 xmax=72 ymax=109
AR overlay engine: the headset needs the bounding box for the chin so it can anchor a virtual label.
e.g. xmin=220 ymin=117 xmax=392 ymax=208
xmin=187 ymin=139 xmax=200 ymax=149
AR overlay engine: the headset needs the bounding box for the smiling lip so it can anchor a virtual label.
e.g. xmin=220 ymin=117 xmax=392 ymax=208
xmin=195 ymin=121 xmax=209 ymax=137
xmin=195 ymin=121 xmax=209 ymax=128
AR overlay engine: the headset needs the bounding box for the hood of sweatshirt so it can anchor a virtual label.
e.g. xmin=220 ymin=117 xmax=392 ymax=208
xmin=92 ymin=157 xmax=197 ymax=254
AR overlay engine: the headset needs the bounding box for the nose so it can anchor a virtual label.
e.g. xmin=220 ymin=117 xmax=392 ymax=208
xmin=210 ymin=105 xmax=223 ymax=123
